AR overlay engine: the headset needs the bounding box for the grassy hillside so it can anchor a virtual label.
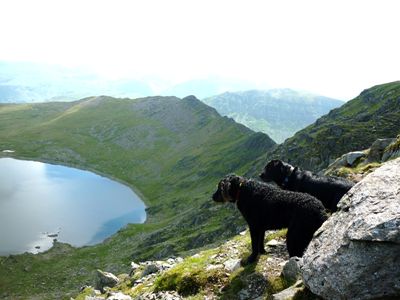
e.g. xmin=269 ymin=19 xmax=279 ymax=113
xmin=258 ymin=82 xmax=400 ymax=172
xmin=203 ymin=89 xmax=343 ymax=143
xmin=0 ymin=95 xmax=275 ymax=299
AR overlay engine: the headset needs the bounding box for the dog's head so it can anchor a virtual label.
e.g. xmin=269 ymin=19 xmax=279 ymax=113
xmin=259 ymin=159 xmax=294 ymax=186
xmin=212 ymin=174 xmax=244 ymax=203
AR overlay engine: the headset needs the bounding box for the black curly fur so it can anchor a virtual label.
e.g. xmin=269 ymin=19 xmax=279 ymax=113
xmin=213 ymin=174 xmax=327 ymax=263
xmin=260 ymin=160 xmax=354 ymax=212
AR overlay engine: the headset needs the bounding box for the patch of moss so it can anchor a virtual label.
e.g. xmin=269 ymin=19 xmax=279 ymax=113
xmin=74 ymin=287 xmax=95 ymax=300
xmin=292 ymin=286 xmax=321 ymax=300
xmin=153 ymin=249 xmax=221 ymax=296
xmin=266 ymin=229 xmax=288 ymax=242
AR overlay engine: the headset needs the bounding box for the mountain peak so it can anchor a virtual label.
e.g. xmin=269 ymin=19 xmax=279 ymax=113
xmin=182 ymin=95 xmax=199 ymax=101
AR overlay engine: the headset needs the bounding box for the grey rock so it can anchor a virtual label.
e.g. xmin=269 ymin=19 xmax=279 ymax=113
xmin=383 ymin=149 xmax=400 ymax=162
xmin=266 ymin=239 xmax=280 ymax=247
xmin=141 ymin=264 xmax=160 ymax=277
xmin=366 ymin=138 xmax=395 ymax=162
xmin=301 ymin=158 xmax=400 ymax=300
xmin=85 ymin=297 xmax=105 ymax=300
xmin=130 ymin=261 xmax=140 ymax=271
xmin=382 ymin=135 xmax=400 ymax=162
xmin=238 ymin=289 xmax=250 ymax=300
xmin=281 ymin=257 xmax=302 ymax=283
xmin=346 ymin=151 xmax=365 ymax=166
xmin=96 ymin=270 xmax=119 ymax=291
xmin=272 ymin=280 xmax=303 ymax=300
xmin=135 ymin=291 xmax=182 ymax=300
xmin=326 ymin=151 xmax=365 ymax=173
xmin=107 ymin=292 xmax=132 ymax=300
xmin=129 ymin=261 xmax=141 ymax=276
xmin=206 ymin=264 xmax=224 ymax=271
xmin=223 ymin=259 xmax=241 ymax=272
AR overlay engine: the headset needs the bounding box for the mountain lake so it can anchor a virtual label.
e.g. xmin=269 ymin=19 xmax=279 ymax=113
xmin=0 ymin=157 xmax=146 ymax=255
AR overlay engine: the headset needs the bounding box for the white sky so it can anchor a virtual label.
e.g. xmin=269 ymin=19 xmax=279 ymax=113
xmin=0 ymin=0 xmax=399 ymax=100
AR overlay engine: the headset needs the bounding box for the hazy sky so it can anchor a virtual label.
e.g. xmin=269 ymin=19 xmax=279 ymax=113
xmin=0 ymin=0 xmax=399 ymax=100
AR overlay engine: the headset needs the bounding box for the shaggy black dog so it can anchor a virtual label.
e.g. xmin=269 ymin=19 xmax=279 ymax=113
xmin=212 ymin=174 xmax=327 ymax=263
xmin=259 ymin=159 xmax=355 ymax=212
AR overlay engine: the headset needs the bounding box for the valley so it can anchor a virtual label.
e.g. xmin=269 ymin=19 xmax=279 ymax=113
xmin=0 ymin=82 xmax=399 ymax=299
xmin=0 ymin=95 xmax=275 ymax=299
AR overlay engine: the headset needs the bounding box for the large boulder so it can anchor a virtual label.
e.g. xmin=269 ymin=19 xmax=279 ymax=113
xmin=301 ymin=158 xmax=400 ymax=299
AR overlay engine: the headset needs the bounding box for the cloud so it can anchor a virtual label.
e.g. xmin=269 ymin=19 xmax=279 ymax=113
xmin=0 ymin=0 xmax=399 ymax=99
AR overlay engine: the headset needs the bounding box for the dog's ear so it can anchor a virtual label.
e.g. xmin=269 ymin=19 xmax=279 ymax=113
xmin=221 ymin=180 xmax=232 ymax=201
xmin=273 ymin=160 xmax=283 ymax=167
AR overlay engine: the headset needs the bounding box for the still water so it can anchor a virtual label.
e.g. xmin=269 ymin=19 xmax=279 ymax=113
xmin=0 ymin=157 xmax=146 ymax=255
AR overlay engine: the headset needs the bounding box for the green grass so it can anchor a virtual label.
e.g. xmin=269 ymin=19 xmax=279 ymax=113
xmin=0 ymin=96 xmax=275 ymax=299
xmin=123 ymin=230 xmax=290 ymax=300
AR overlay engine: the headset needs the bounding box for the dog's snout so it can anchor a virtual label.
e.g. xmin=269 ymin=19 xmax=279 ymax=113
xmin=212 ymin=190 xmax=223 ymax=202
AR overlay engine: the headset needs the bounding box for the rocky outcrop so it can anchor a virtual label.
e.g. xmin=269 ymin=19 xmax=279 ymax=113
xmin=365 ymin=138 xmax=395 ymax=163
xmin=96 ymin=270 xmax=120 ymax=292
xmin=301 ymin=158 xmax=400 ymax=299
xmin=324 ymin=136 xmax=400 ymax=181
xmin=327 ymin=151 xmax=366 ymax=170
xmin=382 ymin=135 xmax=400 ymax=162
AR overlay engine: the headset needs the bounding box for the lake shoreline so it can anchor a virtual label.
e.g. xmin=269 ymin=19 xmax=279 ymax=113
xmin=0 ymin=152 xmax=148 ymax=208
xmin=0 ymin=154 xmax=148 ymax=257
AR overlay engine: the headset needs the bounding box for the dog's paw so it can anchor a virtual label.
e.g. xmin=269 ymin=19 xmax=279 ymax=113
xmin=243 ymin=254 xmax=258 ymax=265
xmin=259 ymin=248 xmax=267 ymax=254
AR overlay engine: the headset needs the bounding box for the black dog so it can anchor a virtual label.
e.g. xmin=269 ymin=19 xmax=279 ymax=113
xmin=212 ymin=174 xmax=327 ymax=263
xmin=259 ymin=160 xmax=354 ymax=212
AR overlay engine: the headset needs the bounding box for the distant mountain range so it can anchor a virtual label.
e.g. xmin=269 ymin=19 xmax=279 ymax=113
xmin=203 ymin=89 xmax=344 ymax=143
xmin=0 ymin=61 xmax=153 ymax=102
xmin=0 ymin=61 xmax=271 ymax=102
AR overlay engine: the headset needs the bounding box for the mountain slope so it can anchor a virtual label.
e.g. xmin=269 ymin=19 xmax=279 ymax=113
xmin=203 ymin=89 xmax=343 ymax=143
xmin=260 ymin=81 xmax=400 ymax=172
xmin=0 ymin=95 xmax=275 ymax=299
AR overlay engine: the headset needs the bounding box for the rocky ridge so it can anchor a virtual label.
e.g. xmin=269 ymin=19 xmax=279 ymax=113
xmin=325 ymin=134 xmax=400 ymax=181
xmin=74 ymin=230 xmax=296 ymax=300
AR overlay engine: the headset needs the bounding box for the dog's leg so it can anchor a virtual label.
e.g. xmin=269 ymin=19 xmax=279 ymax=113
xmin=286 ymin=227 xmax=300 ymax=257
xmin=246 ymin=226 xmax=260 ymax=264
xmin=258 ymin=230 xmax=266 ymax=254
xmin=287 ymin=222 xmax=313 ymax=257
